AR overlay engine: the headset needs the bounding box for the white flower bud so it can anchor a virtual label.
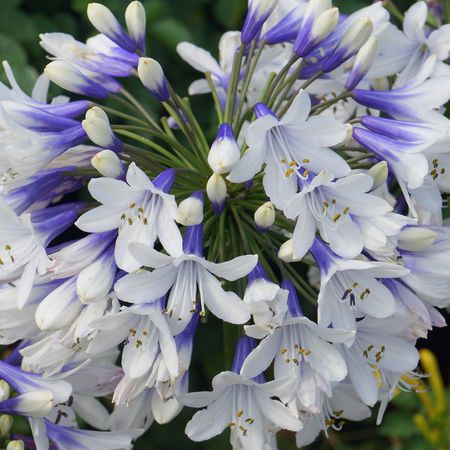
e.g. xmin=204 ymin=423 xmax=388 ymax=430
xmin=7 ymin=441 xmax=24 ymax=450
xmin=0 ymin=381 xmax=10 ymax=401
xmin=345 ymin=35 xmax=378 ymax=90
xmin=398 ymin=227 xmax=438 ymax=252
xmin=305 ymin=0 xmax=332 ymax=18
xmin=87 ymin=3 xmax=135 ymax=52
xmin=35 ymin=278 xmax=83 ymax=331
xmin=208 ymin=124 xmax=241 ymax=174
xmin=176 ymin=192 xmax=204 ymax=226
xmin=44 ymin=61 xmax=109 ymax=98
xmin=368 ymin=161 xmax=388 ymax=190
xmin=91 ymin=150 xmax=125 ymax=179
xmin=125 ymin=1 xmax=146 ymax=52
xmin=0 ymin=415 xmax=13 ymax=437
xmin=82 ymin=107 xmax=120 ymax=150
xmin=137 ymin=57 xmax=170 ymax=101
xmin=76 ymin=250 xmax=116 ymax=304
xmin=340 ymin=18 xmax=373 ymax=56
xmin=278 ymin=239 xmax=302 ymax=262
xmin=311 ymin=7 xmax=339 ymax=42
xmin=206 ymin=173 xmax=227 ymax=214
xmin=254 ymin=202 xmax=275 ymax=230
xmin=14 ymin=391 xmax=54 ymax=418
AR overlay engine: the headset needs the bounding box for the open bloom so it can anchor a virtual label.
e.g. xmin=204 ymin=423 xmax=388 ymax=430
xmin=180 ymin=337 xmax=302 ymax=450
xmin=310 ymin=237 xmax=409 ymax=330
xmin=284 ymin=170 xmax=392 ymax=259
xmin=227 ymin=90 xmax=349 ymax=209
xmin=115 ymin=223 xmax=257 ymax=334
xmin=76 ymin=163 xmax=182 ymax=272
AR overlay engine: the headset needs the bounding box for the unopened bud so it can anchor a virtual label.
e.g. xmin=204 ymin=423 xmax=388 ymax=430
xmin=7 ymin=441 xmax=24 ymax=450
xmin=345 ymin=35 xmax=378 ymax=91
xmin=0 ymin=415 xmax=13 ymax=437
xmin=77 ymin=249 xmax=116 ymax=304
xmin=322 ymin=17 xmax=373 ymax=73
xmin=254 ymin=202 xmax=275 ymax=230
xmin=278 ymin=239 xmax=302 ymax=262
xmin=176 ymin=191 xmax=204 ymax=226
xmin=35 ymin=278 xmax=82 ymax=331
xmin=241 ymin=0 xmax=279 ymax=44
xmin=125 ymin=1 xmax=146 ymax=52
xmin=208 ymin=124 xmax=241 ymax=174
xmin=87 ymin=3 xmax=135 ymax=52
xmin=398 ymin=227 xmax=438 ymax=252
xmin=206 ymin=173 xmax=227 ymax=215
xmin=0 ymin=381 xmax=10 ymax=401
xmin=44 ymin=61 xmax=111 ymax=98
xmin=138 ymin=57 xmax=170 ymax=102
xmin=13 ymin=391 xmax=54 ymax=418
xmin=311 ymin=7 xmax=339 ymax=42
xmin=82 ymin=107 xmax=122 ymax=151
xmin=368 ymin=161 xmax=388 ymax=190
xmin=91 ymin=150 xmax=125 ymax=179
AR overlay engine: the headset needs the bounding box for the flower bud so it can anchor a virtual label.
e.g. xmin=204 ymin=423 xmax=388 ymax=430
xmin=12 ymin=391 xmax=54 ymax=418
xmin=82 ymin=107 xmax=122 ymax=151
xmin=294 ymin=0 xmax=334 ymax=56
xmin=322 ymin=17 xmax=373 ymax=73
xmin=208 ymin=124 xmax=241 ymax=174
xmin=398 ymin=227 xmax=438 ymax=252
xmin=138 ymin=57 xmax=170 ymax=102
xmin=254 ymin=202 xmax=275 ymax=231
xmin=0 ymin=415 xmax=13 ymax=437
xmin=368 ymin=160 xmax=388 ymax=190
xmin=77 ymin=248 xmax=116 ymax=304
xmin=241 ymin=0 xmax=279 ymax=44
xmin=91 ymin=150 xmax=125 ymax=179
xmin=345 ymin=35 xmax=378 ymax=91
xmin=44 ymin=61 xmax=111 ymax=99
xmin=7 ymin=441 xmax=24 ymax=450
xmin=206 ymin=173 xmax=227 ymax=215
xmin=87 ymin=3 xmax=135 ymax=52
xmin=278 ymin=239 xmax=302 ymax=262
xmin=0 ymin=381 xmax=10 ymax=401
xmin=125 ymin=1 xmax=146 ymax=52
xmin=311 ymin=7 xmax=339 ymax=43
xmin=176 ymin=191 xmax=204 ymax=226
xmin=35 ymin=277 xmax=83 ymax=331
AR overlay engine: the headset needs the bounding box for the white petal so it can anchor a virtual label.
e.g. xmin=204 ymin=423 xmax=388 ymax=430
xmin=114 ymin=266 xmax=177 ymax=303
xmin=198 ymin=269 xmax=250 ymax=324
xmin=201 ymin=254 xmax=257 ymax=281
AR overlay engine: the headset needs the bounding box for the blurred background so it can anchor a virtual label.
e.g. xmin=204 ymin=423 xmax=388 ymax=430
xmin=3 ymin=0 xmax=450 ymax=448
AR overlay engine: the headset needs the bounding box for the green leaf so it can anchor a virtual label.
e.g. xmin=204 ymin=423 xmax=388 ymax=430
xmin=0 ymin=34 xmax=27 ymax=66
xmin=1 ymin=0 xmax=22 ymax=9
xmin=379 ymin=411 xmax=418 ymax=438
xmin=0 ymin=10 xmax=37 ymax=43
xmin=150 ymin=18 xmax=193 ymax=49
xmin=214 ymin=0 xmax=246 ymax=29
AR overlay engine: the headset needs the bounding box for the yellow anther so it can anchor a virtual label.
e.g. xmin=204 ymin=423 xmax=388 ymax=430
xmin=333 ymin=213 xmax=341 ymax=222
xmin=236 ymin=410 xmax=244 ymax=417
xmin=302 ymin=159 xmax=310 ymax=163
xmin=285 ymin=168 xmax=294 ymax=177
xmin=343 ymin=207 xmax=349 ymax=214
xmin=128 ymin=218 xmax=133 ymax=225
xmin=4 ymin=245 xmax=11 ymax=251
xmin=289 ymin=161 xmax=297 ymax=167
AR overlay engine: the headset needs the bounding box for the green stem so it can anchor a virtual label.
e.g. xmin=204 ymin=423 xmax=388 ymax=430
xmin=224 ymin=43 xmax=246 ymax=124
xmin=205 ymin=72 xmax=224 ymax=124
xmin=120 ymin=88 xmax=161 ymax=130
xmin=263 ymin=53 xmax=300 ymax=104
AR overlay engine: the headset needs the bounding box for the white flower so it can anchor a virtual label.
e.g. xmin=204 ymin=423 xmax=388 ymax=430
xmin=227 ymin=91 xmax=349 ymax=209
xmin=284 ymin=170 xmax=392 ymax=259
xmin=75 ymin=163 xmax=182 ymax=272
xmin=180 ymin=371 xmax=301 ymax=448
xmin=310 ymin=238 xmax=409 ymax=330
xmin=115 ymin=224 xmax=256 ymax=335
